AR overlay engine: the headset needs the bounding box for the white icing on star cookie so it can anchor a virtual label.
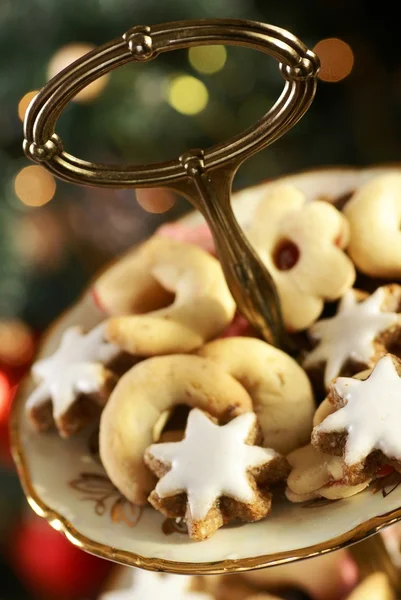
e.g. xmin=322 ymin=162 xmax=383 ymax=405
xmin=100 ymin=568 xmax=212 ymax=600
xmin=304 ymin=288 xmax=401 ymax=388
xmin=27 ymin=322 xmax=119 ymax=422
xmin=147 ymin=409 xmax=278 ymax=520
xmin=315 ymin=355 xmax=401 ymax=466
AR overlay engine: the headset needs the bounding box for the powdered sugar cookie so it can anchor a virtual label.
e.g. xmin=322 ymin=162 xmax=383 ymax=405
xmin=145 ymin=409 xmax=288 ymax=540
xmin=93 ymin=236 xmax=235 ymax=356
xmin=344 ymin=173 xmax=401 ymax=278
xmin=99 ymin=568 xmax=213 ymax=600
xmin=99 ymin=355 xmax=253 ymax=505
xmin=247 ymin=184 xmax=355 ymax=331
xmin=303 ymin=285 xmax=401 ymax=389
xmin=26 ymin=322 xmax=120 ymax=438
xmin=198 ymin=337 xmax=315 ymax=454
xmin=312 ymin=354 xmax=401 ymax=483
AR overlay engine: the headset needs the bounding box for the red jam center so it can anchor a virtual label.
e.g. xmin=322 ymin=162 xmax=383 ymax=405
xmin=272 ymin=239 xmax=300 ymax=271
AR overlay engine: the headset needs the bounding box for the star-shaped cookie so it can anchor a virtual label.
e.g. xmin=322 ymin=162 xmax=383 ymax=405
xmin=304 ymin=287 xmax=401 ymax=389
xmin=26 ymin=322 xmax=119 ymax=438
xmin=100 ymin=568 xmax=212 ymax=600
xmin=312 ymin=355 xmax=401 ymax=477
xmin=145 ymin=409 xmax=288 ymax=540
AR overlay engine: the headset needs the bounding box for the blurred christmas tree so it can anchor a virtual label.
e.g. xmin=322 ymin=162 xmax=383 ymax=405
xmin=1 ymin=0 xmax=400 ymax=330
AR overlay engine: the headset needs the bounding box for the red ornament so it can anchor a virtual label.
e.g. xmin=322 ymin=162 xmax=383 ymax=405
xmin=11 ymin=515 xmax=113 ymax=599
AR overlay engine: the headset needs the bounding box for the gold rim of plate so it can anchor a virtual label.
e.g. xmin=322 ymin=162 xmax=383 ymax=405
xmin=10 ymin=163 xmax=401 ymax=574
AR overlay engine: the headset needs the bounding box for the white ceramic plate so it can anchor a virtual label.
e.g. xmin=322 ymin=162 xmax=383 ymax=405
xmin=11 ymin=165 xmax=401 ymax=574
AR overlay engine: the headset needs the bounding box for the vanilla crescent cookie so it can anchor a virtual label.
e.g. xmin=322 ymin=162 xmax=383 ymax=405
xmin=99 ymin=354 xmax=253 ymax=505
xmin=303 ymin=285 xmax=401 ymax=389
xmin=198 ymin=337 xmax=315 ymax=454
xmin=26 ymin=322 xmax=119 ymax=438
xmin=312 ymin=354 xmax=401 ymax=483
xmin=344 ymin=173 xmax=401 ymax=278
xmin=93 ymin=236 xmax=236 ymax=355
xmin=145 ymin=409 xmax=288 ymax=541
xmin=247 ymin=184 xmax=355 ymax=331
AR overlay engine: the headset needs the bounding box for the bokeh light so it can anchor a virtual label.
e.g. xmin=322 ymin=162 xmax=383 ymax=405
xmin=167 ymin=75 xmax=209 ymax=115
xmin=0 ymin=320 xmax=34 ymax=367
xmin=0 ymin=372 xmax=11 ymax=423
xmin=189 ymin=45 xmax=227 ymax=74
xmin=313 ymin=38 xmax=354 ymax=82
xmin=47 ymin=43 xmax=110 ymax=102
xmin=18 ymin=90 xmax=38 ymax=121
xmin=14 ymin=166 xmax=56 ymax=207
xmin=13 ymin=212 xmax=67 ymax=271
xmin=136 ymin=188 xmax=176 ymax=213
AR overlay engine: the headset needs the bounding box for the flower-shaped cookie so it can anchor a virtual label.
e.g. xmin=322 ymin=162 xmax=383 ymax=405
xmin=100 ymin=568 xmax=212 ymax=600
xmin=247 ymin=184 xmax=356 ymax=331
xmin=26 ymin=322 xmax=120 ymax=438
xmin=145 ymin=409 xmax=288 ymax=540
xmin=303 ymin=286 xmax=401 ymax=389
xmin=312 ymin=354 xmax=401 ymax=482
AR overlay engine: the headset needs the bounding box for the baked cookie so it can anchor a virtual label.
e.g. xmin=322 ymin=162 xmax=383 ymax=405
xmin=198 ymin=337 xmax=315 ymax=455
xmin=93 ymin=236 xmax=236 ymax=355
xmin=285 ymin=444 xmax=372 ymax=503
xmin=247 ymin=183 xmax=355 ymax=331
xmin=344 ymin=173 xmax=401 ymax=278
xmin=312 ymin=354 xmax=401 ymax=483
xmin=286 ymin=398 xmax=372 ymax=502
xmin=99 ymin=354 xmax=253 ymax=505
xmin=100 ymin=568 xmax=213 ymax=600
xmin=303 ymin=286 xmax=401 ymax=389
xmin=346 ymin=573 xmax=395 ymax=600
xmin=145 ymin=409 xmax=289 ymax=541
xmin=26 ymin=322 xmax=120 ymax=438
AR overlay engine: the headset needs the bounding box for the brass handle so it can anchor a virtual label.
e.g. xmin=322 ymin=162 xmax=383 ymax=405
xmin=23 ymin=19 xmax=320 ymax=346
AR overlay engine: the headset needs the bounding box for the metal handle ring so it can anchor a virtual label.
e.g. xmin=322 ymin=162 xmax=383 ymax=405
xmin=23 ymin=19 xmax=320 ymax=349
xmin=23 ymin=19 xmax=319 ymax=187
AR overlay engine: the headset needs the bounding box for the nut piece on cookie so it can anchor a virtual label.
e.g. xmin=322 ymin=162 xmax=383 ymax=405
xmin=303 ymin=286 xmax=401 ymax=389
xmin=247 ymin=184 xmax=355 ymax=331
xmin=344 ymin=173 xmax=401 ymax=278
xmin=145 ymin=409 xmax=289 ymax=541
xmin=26 ymin=322 xmax=120 ymax=438
xmin=312 ymin=354 xmax=401 ymax=484
xmin=287 ymin=399 xmax=372 ymax=503
xmin=285 ymin=444 xmax=371 ymax=503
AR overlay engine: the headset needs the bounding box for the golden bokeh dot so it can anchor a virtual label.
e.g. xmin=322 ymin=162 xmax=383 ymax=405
xmin=168 ymin=75 xmax=209 ymax=115
xmin=0 ymin=320 xmax=34 ymax=367
xmin=14 ymin=166 xmax=56 ymax=207
xmin=18 ymin=90 xmax=39 ymax=121
xmin=313 ymin=38 xmax=354 ymax=82
xmin=136 ymin=188 xmax=176 ymax=214
xmin=47 ymin=43 xmax=110 ymax=102
xmin=189 ymin=45 xmax=227 ymax=75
